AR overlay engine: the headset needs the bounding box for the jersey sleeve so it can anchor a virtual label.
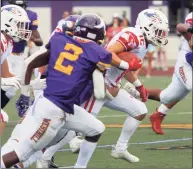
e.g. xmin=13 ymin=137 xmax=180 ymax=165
xmin=97 ymin=47 xmax=112 ymax=71
xmin=117 ymin=31 xmax=139 ymax=51
xmin=30 ymin=12 xmax=38 ymax=30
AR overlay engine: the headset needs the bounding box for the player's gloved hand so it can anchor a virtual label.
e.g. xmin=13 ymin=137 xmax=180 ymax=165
xmin=30 ymin=73 xmax=47 ymax=90
xmin=136 ymin=85 xmax=148 ymax=102
xmin=133 ymin=79 xmax=148 ymax=102
xmin=187 ymin=27 xmax=193 ymax=34
xmin=16 ymin=94 xmax=30 ymax=117
xmin=1 ymin=76 xmax=21 ymax=90
xmin=128 ymin=58 xmax=142 ymax=71
xmin=123 ymin=82 xmax=140 ymax=98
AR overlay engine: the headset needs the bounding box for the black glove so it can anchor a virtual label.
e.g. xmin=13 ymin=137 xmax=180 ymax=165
xmin=187 ymin=27 xmax=193 ymax=34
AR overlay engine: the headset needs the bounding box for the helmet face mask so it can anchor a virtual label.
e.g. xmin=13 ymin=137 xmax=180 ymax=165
xmin=136 ymin=9 xmax=169 ymax=47
xmin=1 ymin=5 xmax=32 ymax=41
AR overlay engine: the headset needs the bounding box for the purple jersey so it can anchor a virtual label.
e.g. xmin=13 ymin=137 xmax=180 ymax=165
xmin=12 ymin=9 xmax=38 ymax=53
xmin=185 ymin=52 xmax=193 ymax=68
xmin=44 ymin=32 xmax=112 ymax=114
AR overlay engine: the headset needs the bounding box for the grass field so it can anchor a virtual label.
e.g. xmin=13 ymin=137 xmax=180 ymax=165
xmin=1 ymin=76 xmax=192 ymax=168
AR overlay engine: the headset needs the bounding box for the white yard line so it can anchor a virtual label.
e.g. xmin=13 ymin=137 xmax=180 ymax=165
xmin=58 ymin=137 xmax=193 ymax=152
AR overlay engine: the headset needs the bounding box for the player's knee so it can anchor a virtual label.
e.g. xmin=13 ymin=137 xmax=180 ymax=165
xmin=185 ymin=81 xmax=192 ymax=91
xmin=133 ymin=102 xmax=148 ymax=117
xmin=85 ymin=120 xmax=105 ymax=142
xmin=85 ymin=134 xmax=102 ymax=143
xmin=88 ymin=120 xmax=105 ymax=137
xmin=1 ymin=140 xmax=16 ymax=155
xmin=139 ymin=102 xmax=148 ymax=115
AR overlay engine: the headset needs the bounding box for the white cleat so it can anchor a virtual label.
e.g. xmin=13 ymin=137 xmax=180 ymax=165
xmin=111 ymin=147 xmax=139 ymax=163
xmin=69 ymin=136 xmax=83 ymax=153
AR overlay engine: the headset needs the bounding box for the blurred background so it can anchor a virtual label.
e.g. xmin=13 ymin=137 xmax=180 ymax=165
xmin=1 ymin=0 xmax=193 ymax=76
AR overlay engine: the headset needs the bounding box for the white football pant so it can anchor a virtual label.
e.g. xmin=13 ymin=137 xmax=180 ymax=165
xmin=82 ymin=89 xmax=148 ymax=117
xmin=1 ymin=93 xmax=105 ymax=162
xmin=160 ymin=50 xmax=192 ymax=104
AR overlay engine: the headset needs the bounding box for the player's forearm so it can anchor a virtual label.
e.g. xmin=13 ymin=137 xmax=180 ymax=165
xmin=33 ymin=39 xmax=43 ymax=46
xmin=124 ymin=71 xmax=137 ymax=83
xmin=31 ymin=30 xmax=43 ymax=46
xmin=24 ymin=48 xmax=50 ymax=85
xmin=176 ymin=23 xmax=191 ymax=41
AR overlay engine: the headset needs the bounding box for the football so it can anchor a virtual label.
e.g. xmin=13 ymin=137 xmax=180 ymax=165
xmin=118 ymin=52 xmax=139 ymax=63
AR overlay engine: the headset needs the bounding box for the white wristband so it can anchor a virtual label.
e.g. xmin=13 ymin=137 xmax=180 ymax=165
xmin=21 ymin=85 xmax=30 ymax=97
xmin=133 ymin=79 xmax=142 ymax=87
xmin=119 ymin=60 xmax=129 ymax=70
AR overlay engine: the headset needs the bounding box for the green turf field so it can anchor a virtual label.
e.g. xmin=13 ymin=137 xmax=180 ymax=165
xmin=1 ymin=76 xmax=192 ymax=168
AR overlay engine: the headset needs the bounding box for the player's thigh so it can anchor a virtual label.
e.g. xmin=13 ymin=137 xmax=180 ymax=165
xmin=81 ymin=94 xmax=106 ymax=117
xmin=175 ymin=51 xmax=192 ymax=91
xmin=13 ymin=94 xmax=65 ymax=162
xmin=104 ymin=89 xmax=148 ymax=118
xmin=63 ymin=105 xmax=105 ymax=137
xmin=160 ymin=74 xmax=190 ymax=104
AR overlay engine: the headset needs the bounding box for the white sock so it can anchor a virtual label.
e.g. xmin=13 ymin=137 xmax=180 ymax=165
xmin=1 ymin=156 xmax=6 ymax=168
xmin=158 ymin=104 xmax=169 ymax=114
xmin=116 ymin=116 xmax=141 ymax=152
xmin=43 ymin=130 xmax=76 ymax=161
xmin=22 ymin=151 xmax=43 ymax=168
xmin=74 ymin=140 xmax=97 ymax=168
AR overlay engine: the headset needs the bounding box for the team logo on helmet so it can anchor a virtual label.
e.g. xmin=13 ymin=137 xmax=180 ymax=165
xmin=144 ymin=11 xmax=162 ymax=23
xmin=2 ymin=7 xmax=22 ymax=15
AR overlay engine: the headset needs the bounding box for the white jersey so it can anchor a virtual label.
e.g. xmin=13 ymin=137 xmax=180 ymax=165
xmin=1 ymin=33 xmax=13 ymax=64
xmin=105 ymin=27 xmax=147 ymax=86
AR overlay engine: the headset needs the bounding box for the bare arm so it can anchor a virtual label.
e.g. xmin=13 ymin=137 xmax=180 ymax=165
xmin=24 ymin=49 xmax=50 ymax=85
xmin=124 ymin=71 xmax=137 ymax=83
xmin=30 ymin=30 xmax=43 ymax=46
xmin=176 ymin=23 xmax=191 ymax=41
xmin=106 ymin=41 xmax=127 ymax=67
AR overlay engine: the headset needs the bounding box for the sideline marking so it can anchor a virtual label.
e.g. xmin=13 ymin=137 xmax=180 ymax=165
xmin=58 ymin=137 xmax=193 ymax=152
xmin=105 ymin=124 xmax=192 ymax=129
xmin=146 ymin=145 xmax=193 ymax=150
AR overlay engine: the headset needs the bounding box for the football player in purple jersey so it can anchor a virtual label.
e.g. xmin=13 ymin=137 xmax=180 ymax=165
xmin=1 ymin=13 xmax=112 ymax=168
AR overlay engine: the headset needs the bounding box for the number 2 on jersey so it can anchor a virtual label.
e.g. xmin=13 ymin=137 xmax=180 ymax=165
xmin=54 ymin=43 xmax=83 ymax=75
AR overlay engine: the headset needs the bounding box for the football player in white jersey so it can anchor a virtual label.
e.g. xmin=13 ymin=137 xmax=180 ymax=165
xmin=63 ymin=9 xmax=169 ymax=163
xmin=1 ymin=4 xmax=32 ymax=135
xmin=147 ymin=12 xmax=193 ymax=135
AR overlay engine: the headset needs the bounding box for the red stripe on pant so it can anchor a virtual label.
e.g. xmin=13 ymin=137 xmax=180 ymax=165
xmin=0 ymin=112 xmax=4 ymax=122
xmin=84 ymin=97 xmax=91 ymax=110
xmin=88 ymin=97 xmax=96 ymax=113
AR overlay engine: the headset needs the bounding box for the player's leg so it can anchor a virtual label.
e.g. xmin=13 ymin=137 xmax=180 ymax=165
xmin=150 ymin=52 xmax=192 ymax=134
xmin=1 ymin=94 xmax=65 ymax=168
xmin=62 ymin=104 xmax=105 ymax=168
xmin=67 ymin=95 xmax=106 ymax=153
xmin=104 ymin=89 xmax=147 ymax=162
xmin=0 ymin=109 xmax=9 ymax=136
xmin=36 ymin=129 xmax=76 ymax=168
xmin=150 ymin=74 xmax=190 ymax=134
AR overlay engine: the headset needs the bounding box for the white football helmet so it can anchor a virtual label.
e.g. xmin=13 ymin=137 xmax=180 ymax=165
xmin=185 ymin=12 xmax=193 ymax=26
xmin=1 ymin=4 xmax=32 ymax=41
xmin=135 ymin=9 xmax=169 ymax=47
